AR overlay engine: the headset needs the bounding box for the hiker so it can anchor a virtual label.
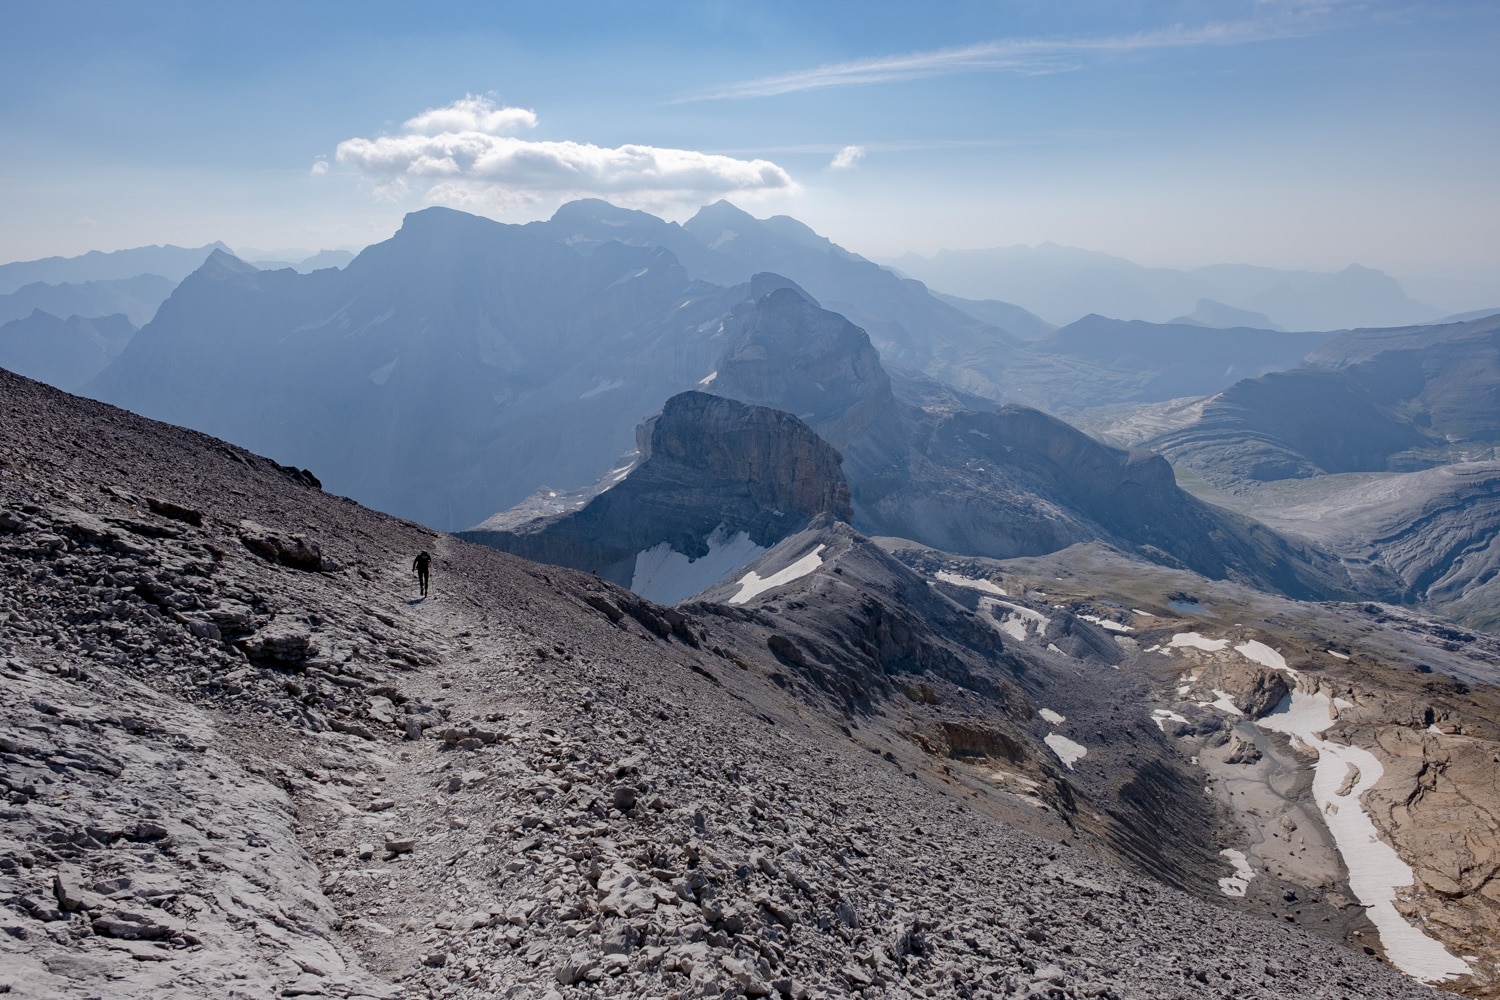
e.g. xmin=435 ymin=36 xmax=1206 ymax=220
xmin=412 ymin=550 xmax=431 ymax=597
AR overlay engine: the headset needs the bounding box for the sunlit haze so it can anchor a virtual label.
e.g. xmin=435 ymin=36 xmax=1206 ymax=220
xmin=4 ymin=1 xmax=1497 ymax=307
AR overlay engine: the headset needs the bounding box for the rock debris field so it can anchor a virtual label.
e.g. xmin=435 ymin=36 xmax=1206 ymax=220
xmin=0 ymin=368 xmax=1439 ymax=998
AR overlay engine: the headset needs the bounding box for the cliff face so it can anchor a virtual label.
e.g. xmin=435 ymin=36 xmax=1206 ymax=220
xmin=645 ymin=390 xmax=851 ymax=521
xmin=703 ymin=280 xmax=1355 ymax=600
xmin=461 ymin=391 xmax=850 ymax=590
xmin=713 ymin=277 xmax=894 ymax=448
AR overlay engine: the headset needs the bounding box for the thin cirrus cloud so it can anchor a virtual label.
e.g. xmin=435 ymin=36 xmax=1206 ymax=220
xmin=335 ymin=95 xmax=795 ymax=210
xmin=685 ymin=20 xmax=1311 ymax=100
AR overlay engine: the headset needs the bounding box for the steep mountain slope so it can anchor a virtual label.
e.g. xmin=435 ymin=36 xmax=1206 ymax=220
xmin=928 ymin=291 xmax=1056 ymax=339
xmin=84 ymin=208 xmax=744 ymax=531
xmin=1147 ymin=314 xmax=1500 ymax=485
xmin=1 ymin=372 xmax=1454 ymax=999
xmin=461 ymin=391 xmax=851 ymax=601
xmin=531 ymin=199 xmax=1027 ymax=400
xmin=704 ymin=282 xmax=1359 ymax=601
xmin=1169 ymin=298 xmax=1283 ymax=330
xmin=0 ymin=311 xmax=136 ymax=393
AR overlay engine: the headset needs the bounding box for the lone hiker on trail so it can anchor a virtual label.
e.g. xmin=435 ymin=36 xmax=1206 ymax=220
xmin=412 ymin=550 xmax=431 ymax=597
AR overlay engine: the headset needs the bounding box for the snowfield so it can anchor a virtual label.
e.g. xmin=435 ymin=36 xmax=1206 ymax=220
xmin=1257 ymin=692 xmax=1471 ymax=982
xmin=631 ymin=526 xmax=766 ymax=605
xmin=1151 ymin=708 xmax=1189 ymax=731
xmin=729 ymin=545 xmax=827 ymax=605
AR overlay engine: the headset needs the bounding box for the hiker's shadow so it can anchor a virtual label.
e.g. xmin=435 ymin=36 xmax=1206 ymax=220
xmin=406 ymin=597 xmax=426 ymax=606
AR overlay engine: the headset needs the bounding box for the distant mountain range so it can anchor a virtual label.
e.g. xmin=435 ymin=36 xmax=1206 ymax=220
xmin=0 ymin=311 xmax=135 ymax=392
xmin=6 ymin=198 xmax=1497 ymax=627
xmin=0 ymin=242 xmax=230 ymax=295
xmin=888 ymin=243 xmax=1445 ymax=330
xmin=0 ymin=274 xmax=175 ymax=328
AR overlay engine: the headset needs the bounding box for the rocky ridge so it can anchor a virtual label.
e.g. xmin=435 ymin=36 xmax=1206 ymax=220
xmin=0 ymin=367 xmax=1449 ymax=998
xmin=703 ymin=281 xmax=1357 ymax=601
xmin=462 ymin=391 xmax=850 ymax=591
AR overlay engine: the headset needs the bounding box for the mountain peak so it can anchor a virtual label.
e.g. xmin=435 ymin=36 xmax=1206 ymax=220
xmin=684 ymin=199 xmax=758 ymax=233
xmin=200 ymin=248 xmax=261 ymax=277
xmin=749 ymin=272 xmax=818 ymax=306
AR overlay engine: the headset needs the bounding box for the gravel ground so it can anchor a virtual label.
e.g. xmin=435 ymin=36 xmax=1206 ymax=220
xmin=0 ymin=368 xmax=1443 ymax=999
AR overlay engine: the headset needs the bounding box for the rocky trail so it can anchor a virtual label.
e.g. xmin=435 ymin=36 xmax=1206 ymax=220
xmin=0 ymin=368 xmax=1449 ymax=998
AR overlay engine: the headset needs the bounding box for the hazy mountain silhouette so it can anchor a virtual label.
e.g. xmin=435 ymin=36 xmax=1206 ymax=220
xmin=532 ymin=199 xmax=1028 ymax=400
xmin=0 ymin=310 xmax=135 ymax=392
xmin=84 ymin=208 xmax=744 ymax=530
xmin=1010 ymin=315 xmax=1333 ymax=414
xmin=0 ymin=274 xmax=175 ymax=327
xmin=890 ymin=244 xmax=1443 ymax=330
xmin=0 ymin=241 xmax=230 ymax=295
xmin=1170 ymin=298 xmax=1282 ymax=331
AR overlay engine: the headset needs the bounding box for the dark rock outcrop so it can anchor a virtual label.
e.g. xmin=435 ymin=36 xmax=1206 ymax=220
xmin=461 ymin=391 xmax=850 ymax=591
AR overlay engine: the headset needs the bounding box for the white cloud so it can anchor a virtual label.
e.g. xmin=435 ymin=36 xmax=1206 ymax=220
xmin=830 ymin=145 xmax=866 ymax=170
xmin=686 ymin=20 xmax=1312 ymax=100
xmin=335 ymin=96 xmax=794 ymax=212
xmin=310 ymin=157 xmax=329 ymax=177
xmin=403 ymin=94 xmax=537 ymax=136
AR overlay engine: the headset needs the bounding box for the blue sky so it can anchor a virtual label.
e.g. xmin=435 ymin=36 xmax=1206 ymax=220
xmin=3 ymin=1 xmax=1496 ymax=305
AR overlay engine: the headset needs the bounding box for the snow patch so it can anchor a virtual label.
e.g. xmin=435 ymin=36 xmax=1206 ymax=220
xmin=631 ymin=527 xmax=767 ymax=606
xmin=980 ymin=599 xmax=1049 ymax=641
xmin=1038 ymin=708 xmax=1065 ymax=725
xmin=1044 ymin=733 xmax=1087 ymax=770
xmin=728 ymin=545 xmax=826 ymax=605
xmin=1257 ymin=692 xmax=1471 ymax=982
xmin=698 ymin=370 xmax=718 ymax=386
xmin=1327 ymin=649 xmax=1350 ymax=660
xmin=1151 ymin=709 xmax=1189 ymax=732
xmin=1206 ymin=690 xmax=1244 ymax=716
xmin=935 ymin=571 xmax=1006 ymax=596
xmin=1235 ymin=640 xmax=1297 ymax=677
xmin=1218 ymin=849 xmax=1255 ymax=897
xmin=1171 ymin=632 xmax=1228 ymax=652
xmin=1080 ymin=614 xmax=1132 ymax=633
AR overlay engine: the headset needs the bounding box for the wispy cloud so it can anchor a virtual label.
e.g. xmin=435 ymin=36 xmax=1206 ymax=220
xmin=684 ymin=21 xmax=1309 ymax=101
xmin=335 ymin=95 xmax=794 ymax=212
xmin=830 ymin=145 xmax=866 ymax=170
